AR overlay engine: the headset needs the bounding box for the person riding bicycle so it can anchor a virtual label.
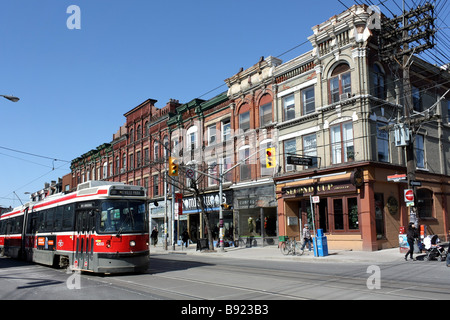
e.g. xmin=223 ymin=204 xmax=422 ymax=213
xmin=301 ymin=224 xmax=312 ymax=252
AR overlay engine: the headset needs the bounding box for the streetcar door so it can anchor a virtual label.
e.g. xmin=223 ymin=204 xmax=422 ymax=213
xmin=75 ymin=210 xmax=95 ymax=270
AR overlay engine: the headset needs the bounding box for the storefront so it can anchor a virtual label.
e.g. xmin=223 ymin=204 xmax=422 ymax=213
xmin=233 ymin=183 xmax=277 ymax=246
xmin=149 ymin=200 xmax=171 ymax=246
xmin=276 ymin=165 xmax=450 ymax=251
xmin=181 ymin=190 xmax=233 ymax=245
xmin=275 ymin=168 xmax=373 ymax=251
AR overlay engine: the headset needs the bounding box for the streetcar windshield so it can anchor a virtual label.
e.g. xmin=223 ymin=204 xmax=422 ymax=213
xmin=99 ymin=200 xmax=147 ymax=234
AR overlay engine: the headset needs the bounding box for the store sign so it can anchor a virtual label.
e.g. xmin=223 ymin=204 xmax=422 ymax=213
xmin=182 ymin=191 xmax=232 ymax=213
xmin=282 ymin=180 xmax=356 ymax=198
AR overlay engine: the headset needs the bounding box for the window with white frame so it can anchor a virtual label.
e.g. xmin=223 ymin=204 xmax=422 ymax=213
xmin=330 ymin=122 xmax=354 ymax=164
xmin=377 ymin=122 xmax=389 ymax=162
xmin=103 ymin=162 xmax=108 ymax=179
xmin=207 ymin=124 xmax=216 ymax=145
xmin=329 ymin=63 xmax=351 ymax=103
xmin=283 ymin=94 xmax=295 ymax=121
xmin=302 ymin=86 xmax=315 ymax=115
xmin=239 ymin=111 xmax=250 ymax=133
xmin=303 ymin=133 xmax=317 ymax=168
xmin=239 ymin=146 xmax=251 ymax=181
xmin=415 ymin=134 xmax=425 ymax=168
xmin=208 ymin=161 xmax=217 ymax=186
xmin=260 ymin=103 xmax=272 ymax=127
xmin=284 ymin=138 xmax=297 ymax=172
xmin=222 ymin=119 xmax=231 ymax=142
xmin=186 ymin=126 xmax=198 ymax=150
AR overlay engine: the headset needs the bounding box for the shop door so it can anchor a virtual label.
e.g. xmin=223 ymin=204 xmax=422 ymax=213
xmin=75 ymin=210 xmax=95 ymax=270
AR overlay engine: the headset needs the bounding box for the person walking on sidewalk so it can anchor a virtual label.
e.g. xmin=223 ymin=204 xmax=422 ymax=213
xmin=151 ymin=226 xmax=159 ymax=247
xmin=405 ymin=223 xmax=418 ymax=261
xmin=181 ymin=230 xmax=190 ymax=248
xmin=301 ymin=224 xmax=312 ymax=252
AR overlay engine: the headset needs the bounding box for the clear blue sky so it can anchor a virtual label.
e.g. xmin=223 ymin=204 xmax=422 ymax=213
xmin=0 ymin=0 xmax=448 ymax=208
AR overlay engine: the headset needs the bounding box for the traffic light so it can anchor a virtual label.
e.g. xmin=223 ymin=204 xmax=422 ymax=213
xmin=265 ymin=147 xmax=276 ymax=168
xmin=168 ymin=157 xmax=179 ymax=176
xmin=221 ymin=203 xmax=231 ymax=210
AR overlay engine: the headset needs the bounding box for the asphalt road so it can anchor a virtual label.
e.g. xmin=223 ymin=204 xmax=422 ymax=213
xmin=1 ymin=252 xmax=449 ymax=304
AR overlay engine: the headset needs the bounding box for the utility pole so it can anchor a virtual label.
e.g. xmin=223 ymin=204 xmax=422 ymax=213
xmin=378 ymin=1 xmax=437 ymax=224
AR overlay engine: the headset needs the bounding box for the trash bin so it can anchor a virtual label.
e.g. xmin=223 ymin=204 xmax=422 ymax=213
xmin=313 ymin=229 xmax=328 ymax=257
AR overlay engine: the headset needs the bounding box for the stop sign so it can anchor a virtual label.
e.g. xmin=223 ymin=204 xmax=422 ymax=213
xmin=404 ymin=189 xmax=414 ymax=202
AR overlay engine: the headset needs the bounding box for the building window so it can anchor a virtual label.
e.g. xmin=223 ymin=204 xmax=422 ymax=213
xmin=303 ymin=133 xmax=317 ymax=168
xmin=302 ymin=86 xmax=315 ymax=115
xmin=136 ymin=150 xmax=141 ymax=167
xmin=153 ymin=175 xmax=159 ymax=196
xmin=260 ymin=103 xmax=272 ymax=127
xmin=115 ymin=156 xmax=119 ymax=175
xmin=330 ymin=122 xmax=354 ymax=164
xmin=239 ymin=111 xmax=250 ymax=133
xmin=283 ymin=94 xmax=296 ymax=121
xmin=102 ymin=162 xmax=108 ymax=179
xmin=284 ymin=138 xmax=297 ymax=172
xmin=208 ymin=161 xmax=217 ymax=186
xmin=163 ymin=136 xmax=169 ymax=159
xmin=129 ymin=153 xmax=134 ymax=170
xmin=377 ymin=122 xmax=389 ymax=162
xmin=417 ymin=188 xmax=433 ymax=218
xmin=415 ymin=134 xmax=425 ymax=168
xmin=223 ymin=155 xmax=232 ymax=182
xmin=239 ymin=146 xmax=251 ymax=181
xmin=122 ymin=153 xmax=126 ymax=170
xmin=129 ymin=128 xmax=134 ymax=143
xmin=222 ymin=119 xmax=231 ymax=142
xmin=372 ymin=64 xmax=386 ymax=99
xmin=137 ymin=125 xmax=142 ymax=140
xmin=207 ymin=124 xmax=216 ymax=145
xmin=153 ymin=142 xmax=159 ymax=161
xmin=329 ymin=63 xmax=351 ymax=103
xmin=331 ymin=196 xmax=359 ymax=232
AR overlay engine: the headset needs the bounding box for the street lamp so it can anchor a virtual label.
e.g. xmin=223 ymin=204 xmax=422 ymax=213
xmin=1 ymin=95 xmax=20 ymax=102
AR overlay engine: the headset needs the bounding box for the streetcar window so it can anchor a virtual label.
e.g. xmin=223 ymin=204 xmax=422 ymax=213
xmin=62 ymin=204 xmax=74 ymax=231
xmin=98 ymin=200 xmax=147 ymax=234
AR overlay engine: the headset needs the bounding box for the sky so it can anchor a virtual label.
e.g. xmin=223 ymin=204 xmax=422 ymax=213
xmin=0 ymin=0 xmax=448 ymax=208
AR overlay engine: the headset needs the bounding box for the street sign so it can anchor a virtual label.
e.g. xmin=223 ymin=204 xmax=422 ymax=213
xmin=186 ymin=168 xmax=195 ymax=179
xmin=287 ymin=156 xmax=313 ymax=166
xmin=409 ymin=180 xmax=422 ymax=187
xmin=404 ymin=189 xmax=414 ymax=202
xmin=387 ymin=173 xmax=407 ymax=182
xmin=311 ymin=196 xmax=320 ymax=204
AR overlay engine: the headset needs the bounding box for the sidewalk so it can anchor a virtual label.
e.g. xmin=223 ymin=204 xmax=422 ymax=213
xmin=150 ymin=243 xmax=407 ymax=264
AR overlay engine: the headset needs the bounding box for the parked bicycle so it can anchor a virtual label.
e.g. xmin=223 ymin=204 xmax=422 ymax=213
xmin=279 ymin=236 xmax=304 ymax=256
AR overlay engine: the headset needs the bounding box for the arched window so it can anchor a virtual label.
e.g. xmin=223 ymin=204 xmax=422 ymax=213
xmin=129 ymin=128 xmax=134 ymax=143
xmin=417 ymin=189 xmax=433 ymax=218
xmin=329 ymin=63 xmax=351 ymax=103
xmin=372 ymin=63 xmax=386 ymax=99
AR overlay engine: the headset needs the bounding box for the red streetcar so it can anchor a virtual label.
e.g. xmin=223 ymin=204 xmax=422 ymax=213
xmin=0 ymin=181 xmax=149 ymax=274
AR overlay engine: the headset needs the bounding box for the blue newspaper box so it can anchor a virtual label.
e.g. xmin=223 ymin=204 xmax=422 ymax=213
xmin=313 ymin=229 xmax=328 ymax=257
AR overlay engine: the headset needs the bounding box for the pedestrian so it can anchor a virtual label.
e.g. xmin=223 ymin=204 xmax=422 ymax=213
xmin=151 ymin=226 xmax=159 ymax=247
xmin=181 ymin=229 xmax=190 ymax=248
xmin=405 ymin=222 xmax=418 ymax=261
xmin=301 ymin=224 xmax=312 ymax=252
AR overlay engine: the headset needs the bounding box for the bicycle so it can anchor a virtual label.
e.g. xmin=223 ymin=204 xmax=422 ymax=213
xmin=279 ymin=236 xmax=304 ymax=256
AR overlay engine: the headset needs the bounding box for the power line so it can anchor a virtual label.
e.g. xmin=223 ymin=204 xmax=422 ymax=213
xmin=0 ymin=145 xmax=71 ymax=163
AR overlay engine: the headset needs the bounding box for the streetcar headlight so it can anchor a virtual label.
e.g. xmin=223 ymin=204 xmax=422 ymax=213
xmin=129 ymin=240 xmax=136 ymax=247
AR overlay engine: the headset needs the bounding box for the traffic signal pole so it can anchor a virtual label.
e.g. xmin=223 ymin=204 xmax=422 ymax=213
xmin=185 ymin=149 xmax=261 ymax=251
